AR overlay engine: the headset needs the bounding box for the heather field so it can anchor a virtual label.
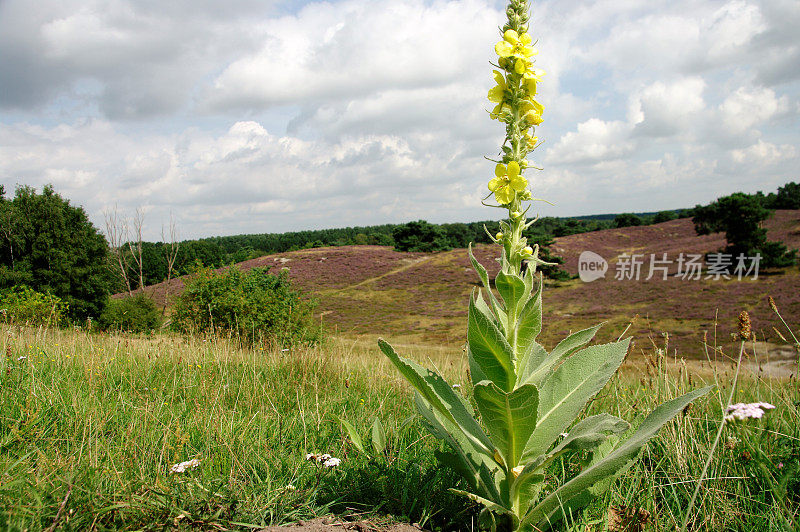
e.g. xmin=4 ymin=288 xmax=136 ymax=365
xmin=144 ymin=211 xmax=800 ymax=368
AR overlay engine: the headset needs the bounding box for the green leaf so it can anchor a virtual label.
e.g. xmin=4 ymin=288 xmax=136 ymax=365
xmin=495 ymin=269 xmax=527 ymax=316
xmin=551 ymin=413 xmax=630 ymax=454
xmin=474 ymin=381 xmax=539 ymax=467
xmin=469 ymin=244 xmax=505 ymax=321
xmin=515 ymin=279 xmax=542 ymax=350
xmin=474 ymin=289 xmax=506 ymax=336
xmin=516 ymin=340 xmax=548 ymax=387
xmin=379 ymin=339 xmax=495 ymax=456
xmin=468 ymin=298 xmax=515 ymax=392
xmin=416 ymin=392 xmax=503 ymax=502
xmin=525 ymin=386 xmax=712 ymax=529
xmin=550 ymin=323 xmax=603 ymax=362
xmin=521 ymin=339 xmax=631 ymax=462
xmin=451 ymin=489 xmax=516 ymax=521
xmin=337 ymin=417 xmax=365 ymax=454
xmin=371 ymin=418 xmax=386 ymax=455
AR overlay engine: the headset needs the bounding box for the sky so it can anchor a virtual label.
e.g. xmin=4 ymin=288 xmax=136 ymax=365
xmin=0 ymin=0 xmax=797 ymax=241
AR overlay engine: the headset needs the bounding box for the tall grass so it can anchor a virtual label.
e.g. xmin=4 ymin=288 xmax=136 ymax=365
xmin=1 ymin=324 xmax=797 ymax=530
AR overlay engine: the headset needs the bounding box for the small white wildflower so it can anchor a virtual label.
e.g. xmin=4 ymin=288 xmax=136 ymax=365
xmin=452 ymin=384 xmax=461 ymax=389
xmin=17 ymin=356 xmax=27 ymax=361
xmin=725 ymin=402 xmax=776 ymax=422
xmin=316 ymin=453 xmax=332 ymax=463
xmin=285 ymin=484 xmax=296 ymax=490
xmin=560 ymin=433 xmax=569 ymax=438
xmin=323 ymin=457 xmax=341 ymax=468
xmin=305 ymin=453 xmax=316 ymax=461
xmin=170 ymin=458 xmax=201 ymax=474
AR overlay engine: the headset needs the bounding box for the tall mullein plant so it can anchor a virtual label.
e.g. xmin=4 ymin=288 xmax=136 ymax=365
xmin=378 ymin=1 xmax=710 ymax=530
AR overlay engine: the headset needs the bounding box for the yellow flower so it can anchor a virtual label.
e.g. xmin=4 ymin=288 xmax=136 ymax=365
xmin=488 ymin=70 xmax=506 ymax=103
xmin=487 ymin=70 xmax=509 ymax=119
xmin=495 ymin=30 xmax=537 ymax=61
xmin=523 ymin=131 xmax=538 ymax=149
xmin=521 ymin=98 xmax=544 ymax=125
xmin=488 ymin=161 xmax=527 ymax=204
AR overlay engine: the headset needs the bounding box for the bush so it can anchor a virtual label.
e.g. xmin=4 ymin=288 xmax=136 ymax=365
xmin=171 ymin=266 xmax=321 ymax=348
xmin=0 ymin=286 xmax=68 ymax=326
xmin=98 ymin=294 xmax=161 ymax=332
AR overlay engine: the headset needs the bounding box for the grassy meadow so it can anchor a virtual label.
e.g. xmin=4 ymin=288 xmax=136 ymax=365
xmin=2 ymin=323 xmax=798 ymax=531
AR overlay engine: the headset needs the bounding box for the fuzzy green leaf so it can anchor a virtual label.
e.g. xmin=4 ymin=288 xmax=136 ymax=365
xmin=469 ymin=244 xmax=506 ymax=321
xmin=468 ymin=298 xmax=515 ymax=392
xmin=379 ymin=339 xmax=495 ymax=456
xmin=495 ymin=269 xmax=527 ymax=316
xmin=416 ymin=393 xmax=503 ymax=502
xmin=474 ymin=381 xmax=539 ymax=467
xmin=515 ymin=279 xmax=542 ymax=349
xmin=550 ymin=323 xmax=604 ymax=362
xmin=521 ymin=339 xmax=630 ymax=462
xmin=551 ymin=413 xmax=630 ymax=454
xmin=525 ymin=386 xmax=712 ymax=529
xmin=516 ymin=340 xmax=548 ymax=388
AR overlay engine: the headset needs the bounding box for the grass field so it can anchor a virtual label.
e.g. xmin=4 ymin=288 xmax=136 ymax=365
xmin=2 ymin=323 xmax=798 ymax=531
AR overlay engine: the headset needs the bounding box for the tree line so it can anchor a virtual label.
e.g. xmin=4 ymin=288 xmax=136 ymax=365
xmin=0 ymin=181 xmax=797 ymax=324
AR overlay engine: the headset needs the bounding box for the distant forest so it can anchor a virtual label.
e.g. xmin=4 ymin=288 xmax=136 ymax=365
xmin=119 ymin=209 xmax=691 ymax=290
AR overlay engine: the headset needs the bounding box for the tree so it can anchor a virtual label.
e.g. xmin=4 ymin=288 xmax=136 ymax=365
xmin=769 ymin=181 xmax=800 ymax=209
xmin=652 ymin=210 xmax=678 ymax=224
xmin=392 ymin=220 xmax=451 ymax=252
xmin=693 ymin=192 xmax=796 ymax=268
xmin=0 ymin=185 xmax=113 ymax=320
xmin=613 ymin=213 xmax=643 ymax=228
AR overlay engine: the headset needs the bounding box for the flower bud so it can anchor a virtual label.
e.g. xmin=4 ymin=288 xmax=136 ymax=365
xmin=523 ymin=246 xmax=534 ymax=256
xmin=496 ymin=232 xmax=504 ymax=241
xmin=511 ymin=210 xmax=522 ymax=219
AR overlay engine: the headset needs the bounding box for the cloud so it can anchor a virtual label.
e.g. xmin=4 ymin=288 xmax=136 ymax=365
xmin=202 ymin=0 xmax=499 ymax=111
xmin=0 ymin=0 xmax=798 ymax=240
xmin=630 ymin=78 xmax=706 ymax=138
xmin=545 ymin=119 xmax=634 ymax=165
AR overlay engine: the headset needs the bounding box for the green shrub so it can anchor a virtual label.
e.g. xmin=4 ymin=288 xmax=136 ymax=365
xmin=171 ymin=266 xmax=321 ymax=348
xmin=0 ymin=286 xmax=68 ymax=326
xmin=98 ymin=294 xmax=161 ymax=332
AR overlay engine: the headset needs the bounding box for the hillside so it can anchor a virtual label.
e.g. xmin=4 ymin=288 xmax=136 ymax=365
xmin=143 ymin=210 xmax=800 ymax=363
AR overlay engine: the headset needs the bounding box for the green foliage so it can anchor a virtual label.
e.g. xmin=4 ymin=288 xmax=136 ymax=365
xmin=0 ymin=185 xmax=113 ymax=320
xmin=98 ymin=294 xmax=161 ymax=332
xmin=613 ymin=213 xmax=643 ymax=228
xmin=693 ymin=192 xmax=797 ymax=268
xmin=652 ymin=210 xmax=678 ymax=224
xmin=380 ymin=243 xmax=710 ymax=530
xmin=392 ymin=220 xmax=452 ymax=252
xmin=0 ymin=286 xmax=68 ymax=326
xmin=764 ymin=181 xmax=800 ymax=209
xmin=171 ymin=266 xmax=321 ymax=348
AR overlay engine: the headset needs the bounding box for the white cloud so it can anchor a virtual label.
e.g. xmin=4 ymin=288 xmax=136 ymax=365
xmin=0 ymin=0 xmax=798 ymax=239
xmin=731 ymin=139 xmax=796 ymax=164
xmin=545 ymin=119 xmax=634 ymax=165
xmin=630 ymin=78 xmax=706 ymax=138
xmin=203 ymin=0 xmax=499 ymax=111
xmin=719 ymin=86 xmax=789 ymax=134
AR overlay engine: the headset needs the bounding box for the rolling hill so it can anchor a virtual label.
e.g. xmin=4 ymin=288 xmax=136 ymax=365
xmin=143 ymin=210 xmax=800 ymax=365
